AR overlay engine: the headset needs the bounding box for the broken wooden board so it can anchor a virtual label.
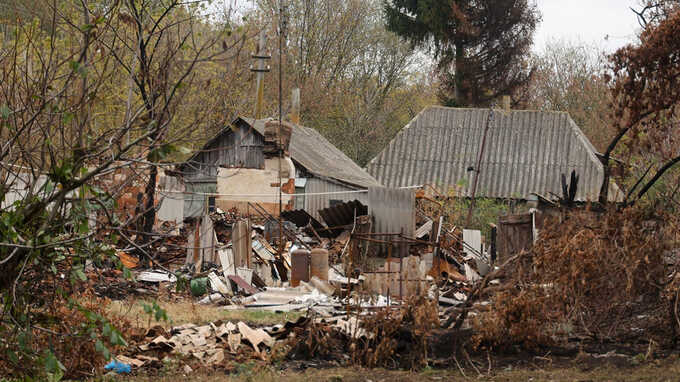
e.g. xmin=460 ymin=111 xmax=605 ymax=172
xmin=208 ymin=272 xmax=233 ymax=296
xmin=415 ymin=219 xmax=434 ymax=239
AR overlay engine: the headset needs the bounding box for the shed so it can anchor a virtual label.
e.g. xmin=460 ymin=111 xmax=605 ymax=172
xmin=366 ymin=106 xmax=622 ymax=202
xmin=177 ymin=117 xmax=381 ymax=219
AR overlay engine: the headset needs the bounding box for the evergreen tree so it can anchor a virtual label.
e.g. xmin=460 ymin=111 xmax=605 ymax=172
xmin=384 ymin=0 xmax=540 ymax=106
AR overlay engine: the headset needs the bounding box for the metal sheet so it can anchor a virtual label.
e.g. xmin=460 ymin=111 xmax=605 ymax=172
xmin=228 ymin=275 xmax=257 ymax=295
xmin=368 ymin=187 xmax=415 ymax=257
xmin=290 ymin=249 xmax=310 ymax=287
xmin=318 ymin=199 xmax=368 ymax=231
xmin=304 ymin=177 xmax=369 ymax=222
xmin=280 ymin=209 xmax=325 ymax=231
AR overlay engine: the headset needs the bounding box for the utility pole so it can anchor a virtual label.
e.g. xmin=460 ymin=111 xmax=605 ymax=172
xmin=278 ymin=0 xmax=287 ymax=254
xmin=465 ymin=109 xmax=495 ymax=227
xmin=251 ymin=30 xmax=270 ymax=119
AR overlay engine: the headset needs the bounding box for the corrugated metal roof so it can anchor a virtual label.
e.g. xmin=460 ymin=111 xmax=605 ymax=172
xmin=239 ymin=117 xmax=381 ymax=189
xmin=318 ymin=199 xmax=368 ymax=233
xmin=366 ymin=106 xmax=622 ymax=202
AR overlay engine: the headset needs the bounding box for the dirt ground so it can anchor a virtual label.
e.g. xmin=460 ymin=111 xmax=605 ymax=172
xmin=100 ymin=354 xmax=680 ymax=382
xmin=93 ymin=296 xmax=680 ymax=382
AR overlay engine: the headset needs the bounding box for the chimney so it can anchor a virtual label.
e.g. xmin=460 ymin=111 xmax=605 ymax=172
xmin=290 ymin=88 xmax=300 ymax=124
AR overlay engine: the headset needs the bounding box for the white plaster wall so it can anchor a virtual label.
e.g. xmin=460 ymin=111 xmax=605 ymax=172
xmin=216 ymin=156 xmax=295 ymax=205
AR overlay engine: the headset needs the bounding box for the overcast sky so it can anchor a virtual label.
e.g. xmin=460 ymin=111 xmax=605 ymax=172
xmin=534 ymin=0 xmax=642 ymax=52
xmin=224 ymin=1 xmax=643 ymax=53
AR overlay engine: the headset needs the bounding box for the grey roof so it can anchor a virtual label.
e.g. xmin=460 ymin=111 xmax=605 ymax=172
xmin=366 ymin=106 xmax=622 ymax=202
xmin=237 ymin=117 xmax=381 ymax=189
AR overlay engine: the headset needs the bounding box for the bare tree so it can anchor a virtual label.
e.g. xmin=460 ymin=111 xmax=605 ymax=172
xmin=599 ymin=6 xmax=680 ymax=205
xmin=0 ymin=0 xmax=250 ymax=375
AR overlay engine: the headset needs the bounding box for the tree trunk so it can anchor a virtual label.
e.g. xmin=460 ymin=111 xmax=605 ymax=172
xmin=599 ymin=160 xmax=610 ymax=204
xmin=141 ymin=163 xmax=158 ymax=243
xmin=454 ymin=40 xmax=465 ymax=106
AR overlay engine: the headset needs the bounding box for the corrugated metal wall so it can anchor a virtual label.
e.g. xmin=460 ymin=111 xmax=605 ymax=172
xmin=303 ymin=177 xmax=368 ymax=222
xmin=368 ymin=187 xmax=415 ymax=257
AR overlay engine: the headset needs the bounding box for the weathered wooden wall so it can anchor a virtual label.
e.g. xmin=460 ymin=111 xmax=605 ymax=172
xmin=183 ymin=121 xmax=265 ymax=182
xmin=497 ymin=212 xmax=534 ymax=261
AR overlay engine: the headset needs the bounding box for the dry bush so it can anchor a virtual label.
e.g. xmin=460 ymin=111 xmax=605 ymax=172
xmin=286 ymin=296 xmax=439 ymax=369
xmin=351 ymin=296 xmax=440 ymax=369
xmin=474 ymin=206 xmax=678 ymax=350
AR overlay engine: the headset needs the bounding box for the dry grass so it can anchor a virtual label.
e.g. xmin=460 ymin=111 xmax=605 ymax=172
xmin=97 ymin=355 xmax=680 ymax=381
xmin=105 ymin=298 xmax=303 ymax=329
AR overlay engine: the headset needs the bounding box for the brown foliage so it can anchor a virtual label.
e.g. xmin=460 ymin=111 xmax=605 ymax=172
xmin=474 ymin=207 xmax=678 ymax=350
xmin=351 ymin=296 xmax=440 ymax=369
xmin=601 ymin=7 xmax=680 ymax=203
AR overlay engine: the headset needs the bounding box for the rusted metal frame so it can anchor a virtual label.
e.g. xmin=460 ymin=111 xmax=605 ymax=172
xmin=305 ymin=222 xmax=323 ymax=243
xmin=352 ymin=235 xmax=435 ymax=246
xmin=399 ymin=228 xmax=404 ymax=302
xmin=387 ymin=243 xmax=392 ymax=305
xmin=247 ymin=201 xmax=310 ymax=249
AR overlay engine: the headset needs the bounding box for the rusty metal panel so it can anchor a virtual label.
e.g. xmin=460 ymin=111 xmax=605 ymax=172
xmin=497 ymin=213 xmax=534 ymax=261
xmin=366 ymin=107 xmax=623 ymax=202
xmin=290 ymin=249 xmax=310 ymax=287
xmin=368 ymin=187 xmax=415 ymax=257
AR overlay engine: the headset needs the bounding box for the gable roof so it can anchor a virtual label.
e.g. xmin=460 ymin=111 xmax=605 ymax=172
xmin=181 ymin=117 xmax=381 ymax=189
xmin=366 ymin=106 xmax=622 ymax=202
xmin=240 ymin=117 xmax=381 ymax=188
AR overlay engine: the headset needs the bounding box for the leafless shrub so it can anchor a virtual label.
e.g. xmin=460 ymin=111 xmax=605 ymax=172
xmin=474 ymin=207 xmax=678 ymax=350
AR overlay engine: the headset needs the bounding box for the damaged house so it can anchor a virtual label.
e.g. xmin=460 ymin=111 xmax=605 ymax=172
xmin=176 ymin=117 xmax=381 ymax=220
xmin=366 ymin=106 xmax=623 ymax=203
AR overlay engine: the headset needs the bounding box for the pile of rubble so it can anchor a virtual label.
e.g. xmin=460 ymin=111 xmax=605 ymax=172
xmin=95 ymin=195 xmax=509 ymax=373
xmin=106 ymin=195 xmax=499 ymax=318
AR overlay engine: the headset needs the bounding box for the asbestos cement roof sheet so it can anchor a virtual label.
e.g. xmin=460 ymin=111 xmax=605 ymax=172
xmin=241 ymin=117 xmax=381 ymax=189
xmin=366 ymin=106 xmax=622 ymax=202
